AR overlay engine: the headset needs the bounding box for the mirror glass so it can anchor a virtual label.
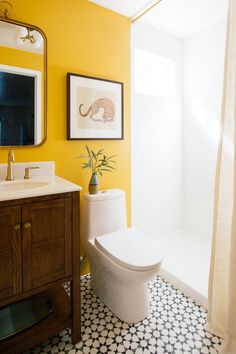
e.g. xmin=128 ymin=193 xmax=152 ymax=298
xmin=0 ymin=19 xmax=46 ymax=147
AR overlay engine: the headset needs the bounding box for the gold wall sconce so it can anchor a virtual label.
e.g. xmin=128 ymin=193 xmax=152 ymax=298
xmin=14 ymin=26 xmax=43 ymax=48
xmin=0 ymin=1 xmax=13 ymax=18
xmin=0 ymin=1 xmax=43 ymax=49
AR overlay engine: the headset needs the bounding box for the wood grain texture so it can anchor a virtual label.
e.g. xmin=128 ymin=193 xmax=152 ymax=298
xmin=0 ymin=275 xmax=72 ymax=308
xmin=22 ymin=202 xmax=32 ymax=292
xmin=0 ymin=285 xmax=72 ymax=354
xmin=65 ymin=198 xmax=72 ymax=276
xmin=12 ymin=205 xmax=22 ymax=295
xmin=71 ymin=192 xmax=81 ymax=343
xmin=32 ymin=237 xmax=65 ymax=287
xmin=22 ymin=197 xmax=73 ymax=291
xmin=0 ymin=192 xmax=81 ymax=350
xmin=0 ymin=205 xmax=22 ymax=300
xmin=0 ymin=192 xmax=73 ymax=207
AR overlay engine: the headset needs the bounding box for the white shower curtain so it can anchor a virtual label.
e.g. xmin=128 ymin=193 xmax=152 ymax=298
xmin=207 ymin=0 xmax=236 ymax=352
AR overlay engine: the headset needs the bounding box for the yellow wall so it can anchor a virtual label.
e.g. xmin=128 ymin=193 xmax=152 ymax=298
xmin=1 ymin=0 xmax=131 ymax=271
xmin=0 ymin=46 xmax=43 ymax=71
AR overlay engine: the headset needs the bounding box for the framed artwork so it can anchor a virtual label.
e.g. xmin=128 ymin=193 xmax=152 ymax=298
xmin=67 ymin=73 xmax=123 ymax=140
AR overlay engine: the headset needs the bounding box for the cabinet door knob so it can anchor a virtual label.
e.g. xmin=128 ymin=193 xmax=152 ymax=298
xmin=24 ymin=222 xmax=31 ymax=229
xmin=14 ymin=224 xmax=21 ymax=231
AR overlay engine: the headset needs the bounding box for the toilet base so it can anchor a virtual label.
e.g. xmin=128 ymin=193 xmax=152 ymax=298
xmin=90 ymin=264 xmax=151 ymax=324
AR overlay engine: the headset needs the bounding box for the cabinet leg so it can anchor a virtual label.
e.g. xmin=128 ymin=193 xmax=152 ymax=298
xmin=71 ymin=191 xmax=81 ymax=344
xmin=71 ymin=278 xmax=81 ymax=344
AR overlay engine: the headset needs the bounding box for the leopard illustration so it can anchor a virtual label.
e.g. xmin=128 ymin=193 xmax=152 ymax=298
xmin=79 ymin=98 xmax=115 ymax=123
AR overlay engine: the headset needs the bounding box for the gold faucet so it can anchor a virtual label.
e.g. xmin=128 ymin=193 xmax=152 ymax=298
xmin=24 ymin=166 xmax=39 ymax=179
xmin=6 ymin=150 xmax=15 ymax=181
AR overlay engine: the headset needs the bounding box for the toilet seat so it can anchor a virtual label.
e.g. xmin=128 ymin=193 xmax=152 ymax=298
xmin=95 ymin=227 xmax=162 ymax=271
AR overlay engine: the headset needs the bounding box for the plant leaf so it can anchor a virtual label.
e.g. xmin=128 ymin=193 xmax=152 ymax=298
xmin=86 ymin=145 xmax=92 ymax=159
xmin=106 ymin=155 xmax=117 ymax=160
xmin=99 ymin=168 xmax=113 ymax=172
xmin=97 ymin=149 xmax=104 ymax=155
xmin=91 ymin=150 xmax=97 ymax=159
xmin=104 ymin=165 xmax=115 ymax=170
xmin=79 ymin=145 xmax=117 ymax=175
xmin=107 ymin=160 xmax=116 ymax=164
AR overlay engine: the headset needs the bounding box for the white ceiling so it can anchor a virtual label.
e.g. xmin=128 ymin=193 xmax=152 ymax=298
xmin=89 ymin=0 xmax=151 ymax=18
xmin=89 ymin=0 xmax=229 ymax=38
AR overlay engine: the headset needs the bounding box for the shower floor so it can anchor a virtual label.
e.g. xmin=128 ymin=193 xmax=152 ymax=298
xmin=154 ymin=230 xmax=211 ymax=308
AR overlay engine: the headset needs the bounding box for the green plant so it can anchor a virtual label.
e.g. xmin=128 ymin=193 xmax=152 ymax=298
xmin=78 ymin=145 xmax=116 ymax=177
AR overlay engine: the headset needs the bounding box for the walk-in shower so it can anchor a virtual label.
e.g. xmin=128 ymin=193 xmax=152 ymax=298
xmin=131 ymin=0 xmax=228 ymax=308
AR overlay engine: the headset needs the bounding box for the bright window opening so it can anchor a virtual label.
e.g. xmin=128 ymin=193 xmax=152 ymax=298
xmin=134 ymin=48 xmax=176 ymax=98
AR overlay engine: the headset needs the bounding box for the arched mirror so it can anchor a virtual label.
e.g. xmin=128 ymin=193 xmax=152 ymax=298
xmin=0 ymin=3 xmax=47 ymax=147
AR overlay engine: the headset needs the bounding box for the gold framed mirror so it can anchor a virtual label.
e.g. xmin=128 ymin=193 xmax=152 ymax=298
xmin=0 ymin=6 xmax=47 ymax=148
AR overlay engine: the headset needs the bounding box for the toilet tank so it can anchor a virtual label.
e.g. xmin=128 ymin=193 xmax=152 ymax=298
xmin=82 ymin=189 xmax=127 ymax=241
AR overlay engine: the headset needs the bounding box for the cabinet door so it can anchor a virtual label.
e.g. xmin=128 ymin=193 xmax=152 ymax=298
xmin=0 ymin=205 xmax=22 ymax=300
xmin=22 ymin=198 xmax=72 ymax=291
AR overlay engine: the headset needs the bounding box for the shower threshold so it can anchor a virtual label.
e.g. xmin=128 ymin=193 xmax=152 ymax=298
xmin=154 ymin=229 xmax=211 ymax=309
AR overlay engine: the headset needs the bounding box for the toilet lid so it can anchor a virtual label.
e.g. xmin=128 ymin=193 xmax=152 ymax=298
xmin=95 ymin=228 xmax=163 ymax=271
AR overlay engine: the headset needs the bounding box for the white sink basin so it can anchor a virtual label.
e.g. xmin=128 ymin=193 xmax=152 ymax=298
xmin=0 ymin=180 xmax=50 ymax=193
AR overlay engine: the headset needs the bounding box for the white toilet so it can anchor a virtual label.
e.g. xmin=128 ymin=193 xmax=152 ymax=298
xmin=81 ymin=189 xmax=162 ymax=323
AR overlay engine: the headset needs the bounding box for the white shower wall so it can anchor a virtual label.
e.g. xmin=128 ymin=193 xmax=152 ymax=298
xmin=131 ymin=21 xmax=226 ymax=305
xmin=132 ymin=22 xmax=226 ymax=240
xmin=131 ymin=23 xmax=183 ymax=238
xmin=183 ymin=23 xmax=226 ymax=239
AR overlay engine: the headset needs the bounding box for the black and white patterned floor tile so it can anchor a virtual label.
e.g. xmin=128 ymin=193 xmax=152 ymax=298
xmin=23 ymin=274 xmax=222 ymax=354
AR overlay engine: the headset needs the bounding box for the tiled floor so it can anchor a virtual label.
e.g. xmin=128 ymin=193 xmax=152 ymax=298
xmin=24 ymin=274 xmax=222 ymax=354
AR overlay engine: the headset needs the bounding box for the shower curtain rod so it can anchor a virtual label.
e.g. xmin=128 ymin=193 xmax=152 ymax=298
xmin=131 ymin=0 xmax=163 ymax=24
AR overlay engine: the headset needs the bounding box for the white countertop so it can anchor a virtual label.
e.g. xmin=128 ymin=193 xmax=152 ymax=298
xmin=0 ymin=175 xmax=82 ymax=202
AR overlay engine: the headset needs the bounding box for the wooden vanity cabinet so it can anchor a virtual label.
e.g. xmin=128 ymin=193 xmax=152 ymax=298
xmin=0 ymin=191 xmax=80 ymax=353
xmin=0 ymin=205 xmax=22 ymax=301
xmin=22 ymin=197 xmax=73 ymax=291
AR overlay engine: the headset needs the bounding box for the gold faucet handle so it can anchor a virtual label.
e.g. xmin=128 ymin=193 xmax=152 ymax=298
xmin=24 ymin=166 xmax=40 ymax=180
xmin=8 ymin=149 xmax=15 ymax=162
xmin=5 ymin=149 xmax=15 ymax=181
